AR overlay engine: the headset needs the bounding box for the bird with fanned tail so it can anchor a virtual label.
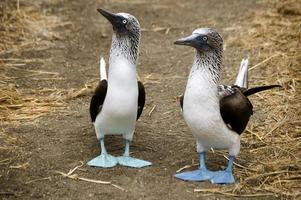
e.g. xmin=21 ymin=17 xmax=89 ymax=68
xmin=88 ymin=9 xmax=151 ymax=168
xmin=174 ymin=28 xmax=280 ymax=184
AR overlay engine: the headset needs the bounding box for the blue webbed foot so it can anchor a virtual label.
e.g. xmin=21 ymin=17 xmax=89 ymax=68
xmin=210 ymin=170 xmax=235 ymax=184
xmin=118 ymin=139 xmax=152 ymax=168
xmin=87 ymin=154 xmax=118 ymax=168
xmin=175 ymin=152 xmax=217 ymax=182
xmin=117 ymin=156 xmax=152 ymax=168
xmin=210 ymin=155 xmax=236 ymax=184
xmin=175 ymin=168 xmax=216 ymax=181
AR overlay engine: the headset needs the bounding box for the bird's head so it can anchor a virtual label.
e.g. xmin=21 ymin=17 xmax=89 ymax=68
xmin=97 ymin=8 xmax=140 ymax=37
xmin=174 ymin=28 xmax=223 ymax=54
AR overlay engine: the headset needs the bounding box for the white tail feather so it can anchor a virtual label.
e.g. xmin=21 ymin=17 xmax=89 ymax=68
xmin=100 ymin=57 xmax=107 ymax=80
xmin=235 ymin=58 xmax=249 ymax=88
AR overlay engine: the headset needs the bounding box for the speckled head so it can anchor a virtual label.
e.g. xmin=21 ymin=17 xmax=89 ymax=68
xmin=175 ymin=28 xmax=224 ymax=83
xmin=97 ymin=8 xmax=140 ymax=37
xmin=97 ymin=8 xmax=141 ymax=65
xmin=175 ymin=28 xmax=223 ymax=54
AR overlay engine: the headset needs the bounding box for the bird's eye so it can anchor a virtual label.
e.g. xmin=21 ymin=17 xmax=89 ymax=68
xmin=202 ymin=36 xmax=208 ymax=41
xmin=122 ymin=19 xmax=127 ymax=24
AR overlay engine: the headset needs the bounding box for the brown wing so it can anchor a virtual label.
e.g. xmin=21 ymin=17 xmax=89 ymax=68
xmin=89 ymin=80 xmax=107 ymax=122
xmin=180 ymin=94 xmax=184 ymax=110
xmin=137 ymin=81 xmax=145 ymax=120
xmin=219 ymin=87 xmax=253 ymax=135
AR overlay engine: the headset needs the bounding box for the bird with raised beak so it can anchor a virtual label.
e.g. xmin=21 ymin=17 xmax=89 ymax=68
xmin=174 ymin=28 xmax=280 ymax=184
xmin=88 ymin=9 xmax=151 ymax=168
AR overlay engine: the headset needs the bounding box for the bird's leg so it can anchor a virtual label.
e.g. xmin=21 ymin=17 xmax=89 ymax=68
xmin=100 ymin=138 xmax=107 ymax=154
xmin=210 ymin=155 xmax=235 ymax=184
xmin=87 ymin=138 xmax=118 ymax=168
xmin=199 ymin=151 xmax=207 ymax=170
xmin=225 ymin=156 xmax=234 ymax=172
xmin=117 ymin=139 xmax=152 ymax=168
xmin=174 ymin=152 xmax=217 ymax=181
xmin=123 ymin=139 xmax=130 ymax=157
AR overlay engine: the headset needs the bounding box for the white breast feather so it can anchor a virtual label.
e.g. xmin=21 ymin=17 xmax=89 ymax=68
xmin=94 ymin=56 xmax=138 ymax=140
xmin=183 ymin=68 xmax=240 ymax=152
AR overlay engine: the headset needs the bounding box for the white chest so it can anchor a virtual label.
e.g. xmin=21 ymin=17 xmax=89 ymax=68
xmin=183 ymin=69 xmax=238 ymax=149
xmin=183 ymin=71 xmax=220 ymax=133
xmin=96 ymin=57 xmax=138 ymax=135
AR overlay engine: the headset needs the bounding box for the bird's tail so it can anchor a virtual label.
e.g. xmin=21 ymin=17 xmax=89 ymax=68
xmin=100 ymin=57 xmax=107 ymax=80
xmin=235 ymin=58 xmax=249 ymax=88
xmin=243 ymin=85 xmax=281 ymax=96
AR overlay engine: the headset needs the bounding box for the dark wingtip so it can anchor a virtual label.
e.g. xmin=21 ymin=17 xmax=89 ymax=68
xmin=264 ymin=84 xmax=282 ymax=89
xmin=244 ymin=85 xmax=282 ymax=96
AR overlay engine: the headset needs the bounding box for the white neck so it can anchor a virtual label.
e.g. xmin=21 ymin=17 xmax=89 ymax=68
xmin=108 ymin=34 xmax=138 ymax=84
xmin=189 ymin=50 xmax=221 ymax=85
xmin=110 ymin=33 xmax=139 ymax=66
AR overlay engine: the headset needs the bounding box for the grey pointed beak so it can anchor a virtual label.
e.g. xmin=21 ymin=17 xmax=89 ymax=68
xmin=97 ymin=8 xmax=119 ymax=27
xmin=174 ymin=34 xmax=200 ymax=48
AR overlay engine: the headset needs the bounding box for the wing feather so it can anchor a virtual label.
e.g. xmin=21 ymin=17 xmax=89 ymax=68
xmin=137 ymin=81 xmax=145 ymax=120
xmin=89 ymin=80 xmax=108 ymax=122
xmin=219 ymin=87 xmax=253 ymax=135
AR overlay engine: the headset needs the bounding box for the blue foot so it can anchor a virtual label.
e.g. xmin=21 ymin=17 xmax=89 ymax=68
xmin=87 ymin=154 xmax=117 ymax=168
xmin=117 ymin=156 xmax=152 ymax=168
xmin=210 ymin=170 xmax=235 ymax=184
xmin=175 ymin=169 xmax=217 ymax=181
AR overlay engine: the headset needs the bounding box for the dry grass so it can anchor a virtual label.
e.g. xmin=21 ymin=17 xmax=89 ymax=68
xmin=0 ymin=0 xmax=300 ymax=198
xmin=0 ymin=1 xmax=68 ymax=124
xmin=55 ymin=162 xmax=126 ymax=191
xmin=194 ymin=0 xmax=300 ymax=198
xmin=0 ymin=85 xmax=66 ymax=123
xmin=0 ymin=1 xmax=70 ymax=174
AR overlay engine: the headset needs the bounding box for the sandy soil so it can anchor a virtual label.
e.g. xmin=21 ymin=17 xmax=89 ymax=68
xmin=1 ymin=0 xmax=281 ymax=199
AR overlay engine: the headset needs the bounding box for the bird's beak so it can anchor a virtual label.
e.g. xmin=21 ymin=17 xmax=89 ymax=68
xmin=97 ymin=8 xmax=119 ymax=28
xmin=174 ymin=34 xmax=200 ymax=48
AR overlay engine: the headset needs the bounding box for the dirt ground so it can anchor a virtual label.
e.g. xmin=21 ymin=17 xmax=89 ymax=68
xmin=0 ymin=0 xmax=298 ymax=199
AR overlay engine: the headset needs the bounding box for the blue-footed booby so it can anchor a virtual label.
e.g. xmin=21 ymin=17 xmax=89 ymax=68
xmin=88 ymin=8 xmax=151 ymax=168
xmin=174 ymin=28 xmax=280 ymax=184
